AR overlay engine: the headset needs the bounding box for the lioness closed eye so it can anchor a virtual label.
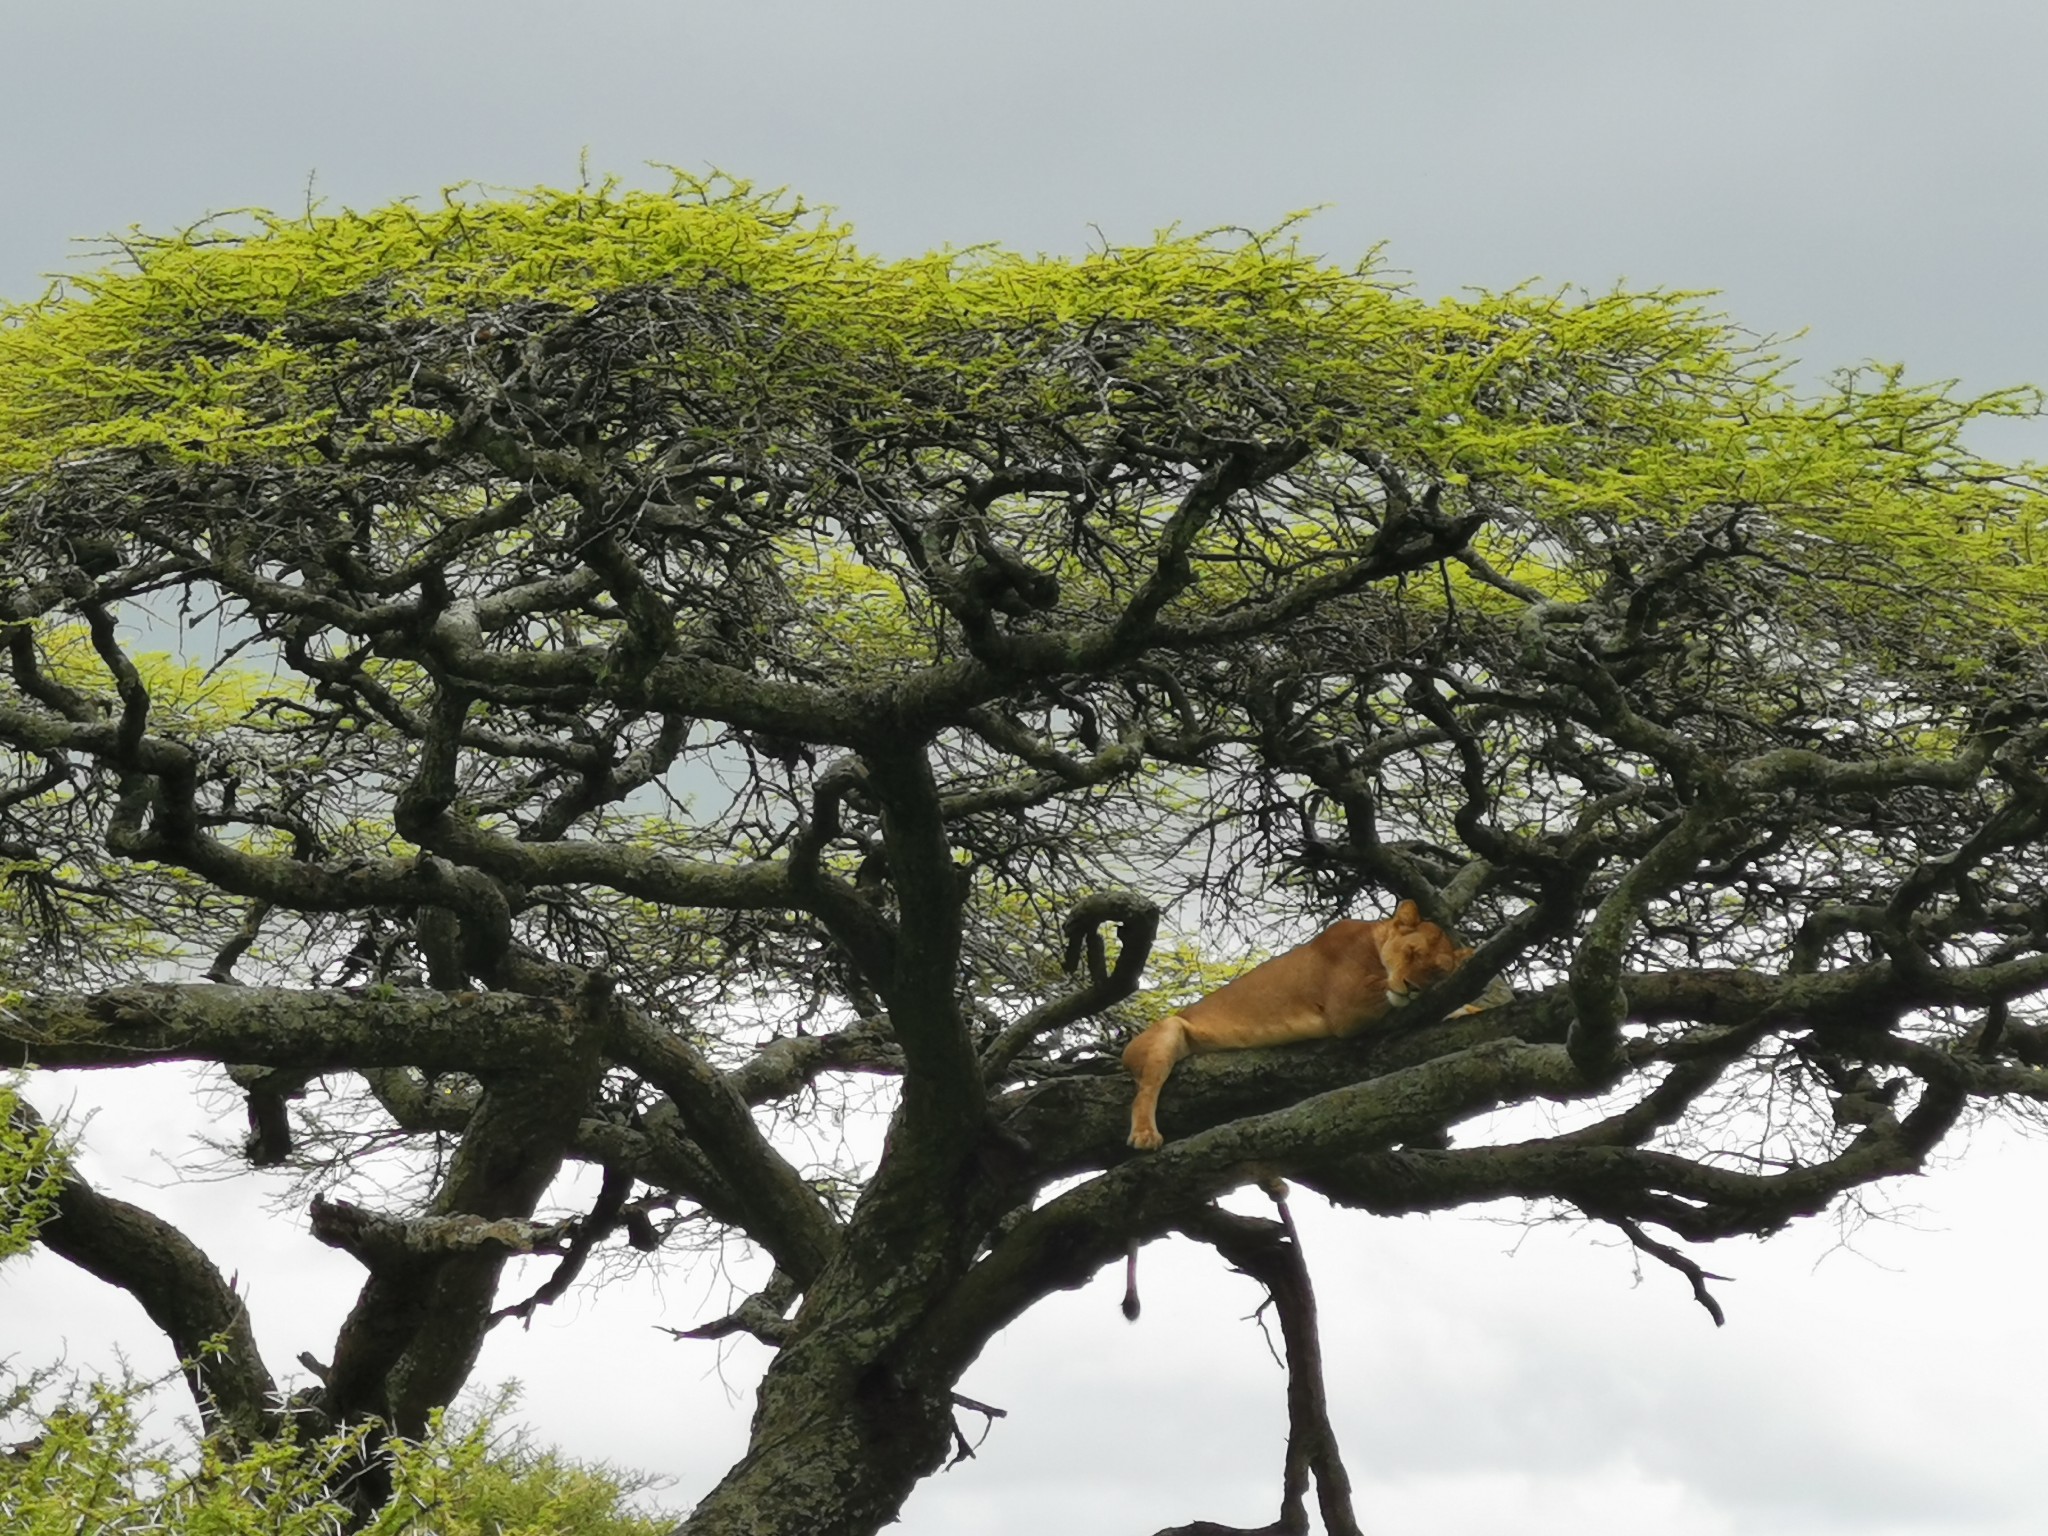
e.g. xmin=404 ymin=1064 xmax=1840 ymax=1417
xmin=1122 ymin=900 xmax=1490 ymax=1150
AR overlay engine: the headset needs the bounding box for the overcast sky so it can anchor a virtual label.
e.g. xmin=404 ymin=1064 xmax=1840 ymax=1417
xmin=6 ymin=5 xmax=2048 ymax=1534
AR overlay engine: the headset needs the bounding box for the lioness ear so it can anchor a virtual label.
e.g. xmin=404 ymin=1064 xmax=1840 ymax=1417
xmin=1393 ymin=900 xmax=1421 ymax=929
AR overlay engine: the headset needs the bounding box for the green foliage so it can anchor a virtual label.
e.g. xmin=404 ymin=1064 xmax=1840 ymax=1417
xmin=0 ymin=1076 xmax=64 ymax=1260
xmin=0 ymin=1373 xmax=670 ymax=1536
xmin=366 ymin=1403 xmax=670 ymax=1536
xmin=3 ymin=172 xmax=2040 ymax=656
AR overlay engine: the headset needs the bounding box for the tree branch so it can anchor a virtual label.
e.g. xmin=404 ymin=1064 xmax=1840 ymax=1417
xmin=1 ymin=984 xmax=586 ymax=1074
xmin=17 ymin=1097 xmax=279 ymax=1447
xmin=605 ymin=1000 xmax=841 ymax=1285
xmin=981 ymin=891 xmax=1160 ymax=1080
xmin=1170 ymin=1190 xmax=1363 ymax=1536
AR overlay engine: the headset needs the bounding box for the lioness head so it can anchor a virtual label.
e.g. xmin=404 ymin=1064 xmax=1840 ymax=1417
xmin=1379 ymin=900 xmax=1473 ymax=1005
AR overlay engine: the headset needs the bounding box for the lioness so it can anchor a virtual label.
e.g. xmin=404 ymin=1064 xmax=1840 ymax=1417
xmin=1123 ymin=900 xmax=1478 ymax=1150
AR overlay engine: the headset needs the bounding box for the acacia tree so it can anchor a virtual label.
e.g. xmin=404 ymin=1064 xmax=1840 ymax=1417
xmin=4 ymin=177 xmax=2048 ymax=1535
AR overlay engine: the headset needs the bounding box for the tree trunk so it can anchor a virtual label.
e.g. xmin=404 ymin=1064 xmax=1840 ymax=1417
xmin=674 ymin=1359 xmax=959 ymax=1536
xmin=670 ymin=1105 xmax=1025 ymax=1536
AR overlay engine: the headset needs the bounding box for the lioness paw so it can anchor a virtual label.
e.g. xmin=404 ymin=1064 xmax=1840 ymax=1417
xmin=1128 ymin=1125 xmax=1164 ymax=1151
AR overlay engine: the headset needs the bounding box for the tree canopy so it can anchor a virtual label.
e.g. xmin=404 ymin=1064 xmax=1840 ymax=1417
xmin=4 ymin=174 xmax=2048 ymax=1536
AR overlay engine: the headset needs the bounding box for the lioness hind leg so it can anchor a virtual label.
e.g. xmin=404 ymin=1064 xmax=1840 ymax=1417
xmin=1123 ymin=1014 xmax=1192 ymax=1151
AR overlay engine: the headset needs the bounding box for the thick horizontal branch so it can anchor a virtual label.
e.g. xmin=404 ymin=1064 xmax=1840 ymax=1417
xmin=390 ymin=794 xmax=804 ymax=912
xmin=311 ymin=1195 xmax=574 ymax=1263
xmin=407 ymin=630 xmax=880 ymax=743
xmin=2 ymin=984 xmax=586 ymax=1073
xmin=727 ymin=1018 xmax=904 ymax=1103
xmin=1728 ymin=733 xmax=2011 ymax=799
xmin=1300 ymin=1101 xmax=1962 ymax=1242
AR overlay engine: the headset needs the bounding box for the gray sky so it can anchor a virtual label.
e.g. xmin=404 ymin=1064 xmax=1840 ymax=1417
xmin=6 ymin=5 xmax=2048 ymax=1533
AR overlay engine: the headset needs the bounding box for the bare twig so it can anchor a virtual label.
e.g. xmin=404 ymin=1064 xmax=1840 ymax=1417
xmin=1612 ymin=1216 xmax=1730 ymax=1327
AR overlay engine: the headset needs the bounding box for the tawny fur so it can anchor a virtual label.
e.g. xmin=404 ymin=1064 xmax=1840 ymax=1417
xmin=1122 ymin=900 xmax=1474 ymax=1150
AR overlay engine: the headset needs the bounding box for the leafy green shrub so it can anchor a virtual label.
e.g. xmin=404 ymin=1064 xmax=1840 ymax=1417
xmin=0 ymin=1373 xmax=672 ymax=1536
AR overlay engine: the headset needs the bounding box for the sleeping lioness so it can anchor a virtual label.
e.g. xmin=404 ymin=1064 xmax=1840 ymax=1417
xmin=1122 ymin=901 xmax=1484 ymax=1150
